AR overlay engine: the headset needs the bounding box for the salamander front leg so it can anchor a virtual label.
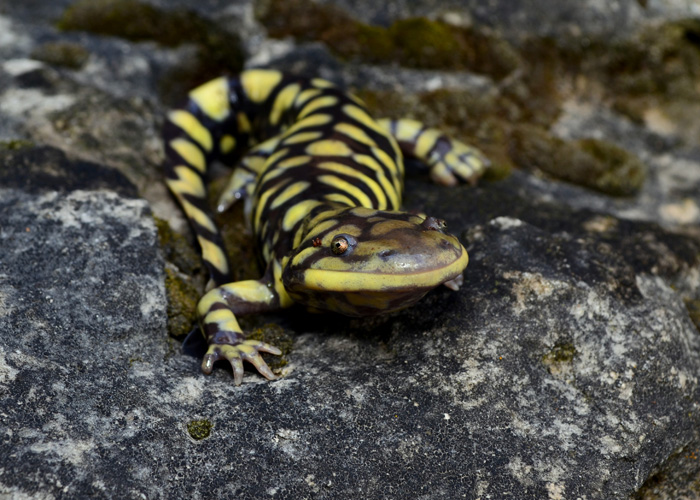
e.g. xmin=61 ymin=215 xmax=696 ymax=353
xmin=197 ymin=279 xmax=283 ymax=384
xmin=377 ymin=118 xmax=490 ymax=186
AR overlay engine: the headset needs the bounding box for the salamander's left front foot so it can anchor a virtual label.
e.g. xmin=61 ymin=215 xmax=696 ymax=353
xmin=202 ymin=339 xmax=282 ymax=385
xmin=429 ymin=139 xmax=490 ymax=187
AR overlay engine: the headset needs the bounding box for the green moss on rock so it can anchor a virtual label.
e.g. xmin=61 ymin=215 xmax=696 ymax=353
xmin=355 ymin=87 xmax=511 ymax=181
xmin=164 ymin=267 xmax=199 ymax=339
xmin=155 ymin=217 xmax=202 ymax=278
xmin=509 ymin=124 xmax=646 ymax=197
xmin=0 ymin=140 xmax=35 ymax=151
xmin=685 ymin=298 xmax=700 ymax=332
xmin=207 ymin=176 xmax=260 ymax=283
xmin=156 ymin=218 xmax=203 ymax=339
xmin=58 ymin=0 xmax=244 ymax=104
xmin=575 ymin=138 xmax=647 ymax=197
xmin=187 ymin=419 xmax=213 ymax=440
xmin=30 ymin=41 xmax=90 ymax=69
xmin=59 ymin=0 xmax=209 ymax=47
xmin=246 ymin=323 xmax=294 ymax=371
xmin=542 ymin=342 xmax=577 ymax=379
xmin=256 ymin=0 xmax=519 ymax=79
xmin=388 ymin=17 xmax=462 ymax=69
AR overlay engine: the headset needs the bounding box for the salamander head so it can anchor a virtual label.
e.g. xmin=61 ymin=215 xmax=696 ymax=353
xmin=282 ymin=207 xmax=468 ymax=316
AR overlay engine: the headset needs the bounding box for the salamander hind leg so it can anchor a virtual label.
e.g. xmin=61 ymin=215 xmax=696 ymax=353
xmin=217 ymin=136 xmax=281 ymax=214
xmin=378 ymin=118 xmax=490 ymax=186
xmin=197 ymin=279 xmax=284 ymax=384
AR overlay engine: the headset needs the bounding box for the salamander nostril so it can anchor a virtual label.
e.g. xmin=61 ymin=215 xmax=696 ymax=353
xmin=378 ymin=249 xmax=396 ymax=259
xmin=421 ymin=216 xmax=447 ymax=231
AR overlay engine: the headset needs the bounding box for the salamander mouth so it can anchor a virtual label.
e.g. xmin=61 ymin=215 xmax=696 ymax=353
xmin=297 ymin=245 xmax=469 ymax=292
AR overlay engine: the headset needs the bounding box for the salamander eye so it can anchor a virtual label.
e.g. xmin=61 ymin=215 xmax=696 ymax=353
xmin=331 ymin=236 xmax=349 ymax=255
xmin=330 ymin=234 xmax=356 ymax=255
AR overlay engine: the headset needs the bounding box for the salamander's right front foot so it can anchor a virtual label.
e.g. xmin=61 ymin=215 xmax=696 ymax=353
xmin=202 ymin=339 xmax=282 ymax=385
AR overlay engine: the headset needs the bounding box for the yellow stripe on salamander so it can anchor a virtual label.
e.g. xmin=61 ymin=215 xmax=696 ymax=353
xmin=294 ymin=88 xmax=323 ymax=108
xmin=290 ymin=246 xmax=318 ymax=268
xmin=351 ymin=154 xmax=400 ymax=209
xmin=169 ymin=139 xmax=206 ymax=173
xmin=238 ymin=112 xmax=252 ymax=134
xmin=168 ymin=110 xmax=213 ymax=152
xmin=198 ymin=237 xmax=229 ymax=276
xmin=394 ymin=119 xmax=422 ymax=142
xmin=334 ymin=122 xmax=377 ymax=147
xmin=371 ymin=146 xmax=403 ymax=193
xmin=188 ymin=76 xmax=230 ymax=122
xmin=240 ymin=70 xmax=283 ymax=103
xmin=254 ymin=179 xmax=290 ymax=231
xmin=318 ymin=175 xmax=373 ymax=207
xmin=300 ymin=218 xmax=340 ymax=246
xmin=270 ymin=181 xmax=311 ymax=210
xmin=311 ymin=78 xmax=335 ymax=89
xmin=317 ymin=161 xmax=387 ymax=209
xmin=324 ymin=193 xmax=356 ymax=207
xmin=298 ymin=95 xmax=339 ymax=119
xmin=220 ymin=135 xmax=236 ymax=154
xmin=305 ymin=139 xmax=353 ymax=157
xmin=302 ymin=245 xmax=469 ymax=292
xmin=270 ymin=83 xmax=301 ymax=126
xmin=166 ymin=166 xmax=206 ymax=198
xmin=282 ymin=114 xmax=333 ymax=137
xmin=283 ymin=131 xmax=323 ymax=145
xmin=282 ymin=199 xmax=323 ymax=231
xmin=415 ymin=128 xmax=443 ymax=159
xmin=273 ymin=259 xmax=294 ymax=308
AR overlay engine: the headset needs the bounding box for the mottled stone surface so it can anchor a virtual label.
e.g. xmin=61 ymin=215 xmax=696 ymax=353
xmin=321 ymin=0 xmax=700 ymax=38
xmin=1 ymin=0 xmax=700 ymax=499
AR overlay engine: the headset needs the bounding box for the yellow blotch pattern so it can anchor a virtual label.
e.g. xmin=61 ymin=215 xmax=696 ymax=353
xmin=220 ymin=135 xmax=236 ymax=154
xmin=324 ymin=193 xmax=356 ymax=207
xmin=169 ymin=139 xmax=206 ymax=173
xmin=334 ymin=122 xmax=377 ymax=147
xmin=312 ymin=256 xmax=353 ymax=272
xmin=318 ymin=161 xmax=387 ymax=209
xmin=198 ymin=237 xmax=229 ymax=277
xmin=237 ymin=112 xmax=252 ymax=134
xmin=306 ymin=139 xmax=353 ymax=157
xmin=282 ymin=199 xmax=322 ymax=231
xmin=240 ymin=70 xmax=282 ymax=103
xmin=294 ymin=88 xmax=323 ymax=108
xmin=270 ymin=83 xmax=301 ymax=126
xmin=318 ymin=175 xmax=372 ymax=207
xmin=298 ymin=95 xmax=339 ymax=119
xmin=168 ymin=110 xmax=213 ymax=152
xmin=167 ymin=166 xmax=205 ymax=198
xmin=394 ymin=119 xmax=422 ymax=142
xmin=270 ymin=181 xmax=311 ymax=209
xmin=311 ymin=78 xmax=335 ymax=89
xmin=302 ymin=218 xmax=339 ymax=244
xmin=352 ymin=154 xmax=400 ymax=209
xmin=291 ymin=246 xmax=319 ymax=268
xmin=283 ymin=131 xmax=323 ymax=145
xmin=415 ymin=129 xmax=442 ymax=159
xmin=254 ymin=179 xmax=289 ymax=230
xmin=283 ymin=114 xmax=333 ymax=137
xmin=188 ymin=76 xmax=230 ymax=122
xmin=369 ymin=219 xmax=415 ymax=237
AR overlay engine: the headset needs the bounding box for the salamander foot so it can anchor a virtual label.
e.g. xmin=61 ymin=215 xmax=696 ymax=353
xmin=201 ymin=339 xmax=282 ymax=385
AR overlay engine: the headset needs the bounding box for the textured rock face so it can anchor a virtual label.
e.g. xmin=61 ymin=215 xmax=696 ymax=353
xmin=1 ymin=0 xmax=700 ymax=499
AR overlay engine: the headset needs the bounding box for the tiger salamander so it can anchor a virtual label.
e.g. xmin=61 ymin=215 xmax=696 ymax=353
xmin=163 ymin=69 xmax=488 ymax=384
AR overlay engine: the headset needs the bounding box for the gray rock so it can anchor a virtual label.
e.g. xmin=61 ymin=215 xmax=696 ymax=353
xmin=0 ymin=146 xmax=168 ymax=498
xmin=0 ymin=0 xmax=699 ymax=498
xmin=319 ymin=0 xmax=700 ymax=39
xmin=2 ymin=145 xmax=700 ymax=499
